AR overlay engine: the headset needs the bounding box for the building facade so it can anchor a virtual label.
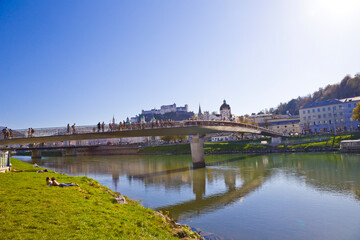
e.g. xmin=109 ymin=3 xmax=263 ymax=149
xmin=299 ymin=97 xmax=360 ymax=134
xmin=267 ymin=118 xmax=300 ymax=136
xmin=220 ymin=100 xmax=232 ymax=121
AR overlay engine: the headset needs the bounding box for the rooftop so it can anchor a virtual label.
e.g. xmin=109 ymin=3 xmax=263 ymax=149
xmin=302 ymin=99 xmax=342 ymax=109
xmin=339 ymin=96 xmax=360 ymax=103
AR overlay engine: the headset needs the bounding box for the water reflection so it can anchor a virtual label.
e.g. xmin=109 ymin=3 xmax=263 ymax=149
xmin=24 ymin=153 xmax=360 ymax=240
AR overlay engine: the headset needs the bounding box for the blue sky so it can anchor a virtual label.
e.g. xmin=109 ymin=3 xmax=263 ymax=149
xmin=1 ymin=0 xmax=360 ymax=129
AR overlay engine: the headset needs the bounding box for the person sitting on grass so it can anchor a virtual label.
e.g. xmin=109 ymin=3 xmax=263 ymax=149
xmin=51 ymin=177 xmax=79 ymax=187
xmin=46 ymin=177 xmax=52 ymax=186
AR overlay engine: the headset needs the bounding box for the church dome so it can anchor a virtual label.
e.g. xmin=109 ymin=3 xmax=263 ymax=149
xmin=220 ymin=100 xmax=230 ymax=111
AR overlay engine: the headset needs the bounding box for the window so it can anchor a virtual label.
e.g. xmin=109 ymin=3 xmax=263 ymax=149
xmin=323 ymin=114 xmax=326 ymax=118
xmin=341 ymin=119 xmax=344 ymax=123
xmin=308 ymin=116 xmax=311 ymax=119
xmin=303 ymin=117 xmax=306 ymax=120
xmin=348 ymin=103 xmax=351 ymax=107
xmin=334 ymin=113 xmax=337 ymax=117
xmin=324 ymin=120 xmax=327 ymax=124
xmin=312 ymin=109 xmax=315 ymax=113
xmin=329 ymin=120 xmax=332 ymax=124
xmin=308 ymin=110 xmax=310 ymax=114
xmin=328 ymin=113 xmax=332 ymax=117
xmin=323 ymin=108 xmax=325 ymax=111
xmin=328 ymin=107 xmax=331 ymax=111
xmin=303 ymin=111 xmax=305 ymax=114
xmin=333 ymin=106 xmax=336 ymax=110
xmin=317 ymin=108 xmax=320 ymax=112
xmin=318 ymin=115 xmax=321 ymax=118
xmin=318 ymin=121 xmax=321 ymax=124
xmin=339 ymin=105 xmax=342 ymax=109
xmin=340 ymin=113 xmax=343 ymax=116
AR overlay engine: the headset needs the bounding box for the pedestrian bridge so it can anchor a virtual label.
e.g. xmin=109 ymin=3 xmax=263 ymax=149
xmin=0 ymin=120 xmax=282 ymax=168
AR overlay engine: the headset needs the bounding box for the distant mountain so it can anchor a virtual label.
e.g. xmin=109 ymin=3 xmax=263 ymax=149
xmin=273 ymin=74 xmax=360 ymax=115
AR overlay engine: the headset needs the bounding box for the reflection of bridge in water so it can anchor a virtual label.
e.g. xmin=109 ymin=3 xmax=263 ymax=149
xmin=129 ymin=155 xmax=275 ymax=220
xmin=1 ymin=120 xmax=282 ymax=168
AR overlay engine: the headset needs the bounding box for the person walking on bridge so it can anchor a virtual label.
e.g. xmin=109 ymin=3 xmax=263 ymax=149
xmin=67 ymin=123 xmax=71 ymax=134
xmin=101 ymin=121 xmax=105 ymax=132
xmin=97 ymin=122 xmax=101 ymax=132
xmin=72 ymin=123 xmax=76 ymax=134
xmin=2 ymin=127 xmax=8 ymax=139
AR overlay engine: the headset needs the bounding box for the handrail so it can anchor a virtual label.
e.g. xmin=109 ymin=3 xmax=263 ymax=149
xmin=1 ymin=120 xmax=282 ymax=142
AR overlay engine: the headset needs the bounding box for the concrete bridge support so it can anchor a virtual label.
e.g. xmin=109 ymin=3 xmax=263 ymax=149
xmin=190 ymin=134 xmax=205 ymax=168
xmin=271 ymin=137 xmax=282 ymax=145
xmin=31 ymin=149 xmax=41 ymax=159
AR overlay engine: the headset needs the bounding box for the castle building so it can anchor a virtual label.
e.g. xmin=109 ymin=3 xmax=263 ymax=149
xmin=142 ymin=103 xmax=189 ymax=115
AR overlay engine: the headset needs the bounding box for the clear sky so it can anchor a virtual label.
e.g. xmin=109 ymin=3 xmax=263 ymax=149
xmin=1 ymin=0 xmax=360 ymax=129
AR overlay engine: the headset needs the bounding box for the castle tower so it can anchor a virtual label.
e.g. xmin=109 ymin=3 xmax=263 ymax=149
xmin=220 ymin=100 xmax=231 ymax=121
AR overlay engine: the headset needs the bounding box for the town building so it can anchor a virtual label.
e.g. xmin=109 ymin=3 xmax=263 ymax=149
xmin=299 ymin=97 xmax=360 ymax=134
xmin=248 ymin=114 xmax=273 ymax=125
xmin=267 ymin=118 xmax=300 ymax=136
xmin=203 ymin=111 xmax=221 ymax=121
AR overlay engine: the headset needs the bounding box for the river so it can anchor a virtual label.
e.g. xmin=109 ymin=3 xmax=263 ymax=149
xmin=18 ymin=153 xmax=360 ymax=240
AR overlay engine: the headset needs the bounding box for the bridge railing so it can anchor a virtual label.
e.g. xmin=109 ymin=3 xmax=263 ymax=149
xmin=1 ymin=120 xmax=282 ymax=143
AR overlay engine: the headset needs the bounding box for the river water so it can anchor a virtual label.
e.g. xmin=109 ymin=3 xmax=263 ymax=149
xmin=19 ymin=153 xmax=360 ymax=240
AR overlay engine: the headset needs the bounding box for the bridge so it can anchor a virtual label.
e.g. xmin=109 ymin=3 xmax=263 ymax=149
xmin=0 ymin=120 xmax=282 ymax=168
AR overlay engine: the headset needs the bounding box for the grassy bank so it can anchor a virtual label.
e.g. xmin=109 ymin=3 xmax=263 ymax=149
xmin=0 ymin=158 xmax=201 ymax=240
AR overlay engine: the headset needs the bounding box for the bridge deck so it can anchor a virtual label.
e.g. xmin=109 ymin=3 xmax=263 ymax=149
xmin=0 ymin=121 xmax=282 ymax=146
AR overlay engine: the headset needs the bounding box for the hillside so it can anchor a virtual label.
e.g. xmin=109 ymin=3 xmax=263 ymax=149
xmin=274 ymin=74 xmax=360 ymax=115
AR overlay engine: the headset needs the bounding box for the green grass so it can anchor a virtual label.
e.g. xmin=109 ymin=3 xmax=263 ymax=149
xmin=281 ymin=134 xmax=358 ymax=149
xmin=0 ymin=158 xmax=199 ymax=240
xmin=139 ymin=141 xmax=271 ymax=154
xmin=203 ymin=142 xmax=270 ymax=152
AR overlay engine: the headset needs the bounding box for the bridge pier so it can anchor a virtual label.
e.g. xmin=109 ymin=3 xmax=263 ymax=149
xmin=190 ymin=134 xmax=205 ymax=168
xmin=271 ymin=137 xmax=282 ymax=145
xmin=31 ymin=149 xmax=41 ymax=159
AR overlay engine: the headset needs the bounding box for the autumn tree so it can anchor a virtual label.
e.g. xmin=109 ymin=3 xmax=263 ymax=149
xmin=352 ymin=103 xmax=360 ymax=121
